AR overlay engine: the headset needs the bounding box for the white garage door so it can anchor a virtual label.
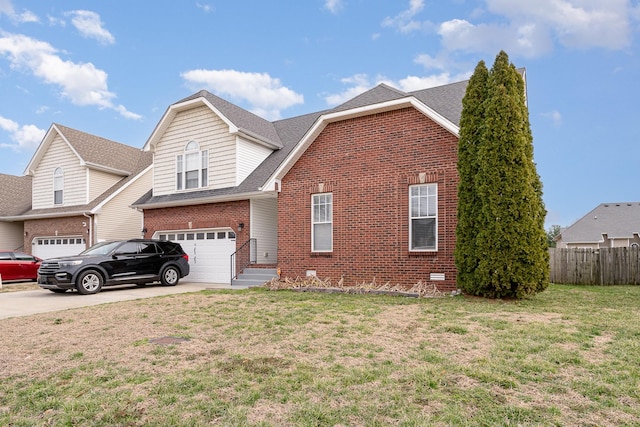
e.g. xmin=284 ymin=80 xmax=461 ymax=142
xmin=156 ymin=229 xmax=236 ymax=284
xmin=32 ymin=237 xmax=86 ymax=260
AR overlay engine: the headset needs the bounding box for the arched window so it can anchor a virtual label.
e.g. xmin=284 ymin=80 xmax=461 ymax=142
xmin=53 ymin=167 xmax=64 ymax=205
xmin=176 ymin=141 xmax=208 ymax=190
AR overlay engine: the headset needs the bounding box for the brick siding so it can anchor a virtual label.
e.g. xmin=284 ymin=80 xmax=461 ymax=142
xmin=277 ymin=107 xmax=459 ymax=291
xmin=142 ymin=200 xmax=250 ymax=244
xmin=24 ymin=216 xmax=90 ymax=254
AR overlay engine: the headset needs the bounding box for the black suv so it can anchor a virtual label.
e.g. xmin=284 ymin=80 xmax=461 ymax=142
xmin=38 ymin=239 xmax=190 ymax=295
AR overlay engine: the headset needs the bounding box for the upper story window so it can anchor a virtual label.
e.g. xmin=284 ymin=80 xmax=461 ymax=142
xmin=410 ymin=183 xmax=437 ymax=251
xmin=176 ymin=141 xmax=208 ymax=190
xmin=312 ymin=193 xmax=333 ymax=252
xmin=53 ymin=167 xmax=64 ymax=205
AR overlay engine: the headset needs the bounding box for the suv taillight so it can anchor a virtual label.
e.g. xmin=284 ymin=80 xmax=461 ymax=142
xmin=182 ymin=254 xmax=189 ymax=262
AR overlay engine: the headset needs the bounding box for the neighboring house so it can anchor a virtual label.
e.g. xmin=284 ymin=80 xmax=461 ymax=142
xmin=0 ymin=173 xmax=32 ymax=251
xmin=134 ymin=77 xmax=472 ymax=290
xmin=2 ymin=124 xmax=153 ymax=259
xmin=556 ymin=202 xmax=640 ymax=249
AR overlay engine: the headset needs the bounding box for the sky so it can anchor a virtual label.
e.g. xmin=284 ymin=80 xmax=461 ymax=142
xmin=1 ymin=0 xmax=639 ymax=228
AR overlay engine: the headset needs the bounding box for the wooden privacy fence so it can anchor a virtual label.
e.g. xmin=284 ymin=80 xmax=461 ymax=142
xmin=549 ymin=247 xmax=640 ymax=285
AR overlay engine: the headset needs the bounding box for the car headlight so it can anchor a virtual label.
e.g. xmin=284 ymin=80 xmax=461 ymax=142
xmin=58 ymin=260 xmax=83 ymax=267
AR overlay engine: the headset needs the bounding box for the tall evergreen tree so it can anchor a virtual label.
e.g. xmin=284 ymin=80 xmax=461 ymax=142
xmin=457 ymin=51 xmax=549 ymax=298
xmin=455 ymin=60 xmax=488 ymax=291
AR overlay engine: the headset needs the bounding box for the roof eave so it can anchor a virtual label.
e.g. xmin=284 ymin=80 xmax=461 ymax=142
xmin=132 ymin=190 xmax=276 ymax=210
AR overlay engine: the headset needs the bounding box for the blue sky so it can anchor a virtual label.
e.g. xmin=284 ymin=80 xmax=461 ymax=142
xmin=1 ymin=0 xmax=639 ymax=228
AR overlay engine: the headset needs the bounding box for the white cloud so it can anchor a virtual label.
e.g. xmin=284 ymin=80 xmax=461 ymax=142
xmin=196 ymin=2 xmax=215 ymax=13
xmin=0 ymin=32 xmax=140 ymax=119
xmin=486 ymin=0 xmax=632 ymax=50
xmin=382 ymin=0 xmax=430 ymax=33
xmin=181 ymin=69 xmax=304 ymax=120
xmin=0 ymin=115 xmax=45 ymax=150
xmin=324 ymin=74 xmax=373 ymax=106
xmin=0 ymin=0 xmax=38 ymax=23
xmin=434 ymin=1 xmax=633 ymax=59
xmin=66 ymin=10 xmax=115 ymax=45
xmin=541 ymin=110 xmax=562 ymax=127
xmin=324 ymin=0 xmax=344 ymax=14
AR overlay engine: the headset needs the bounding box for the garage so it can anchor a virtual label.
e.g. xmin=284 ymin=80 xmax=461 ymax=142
xmin=156 ymin=229 xmax=236 ymax=284
xmin=32 ymin=236 xmax=86 ymax=260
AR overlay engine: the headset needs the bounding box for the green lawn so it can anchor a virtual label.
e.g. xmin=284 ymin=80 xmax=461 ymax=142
xmin=1 ymin=284 xmax=639 ymax=426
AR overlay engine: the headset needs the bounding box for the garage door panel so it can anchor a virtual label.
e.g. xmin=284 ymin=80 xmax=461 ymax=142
xmin=33 ymin=237 xmax=86 ymax=260
xmin=157 ymin=229 xmax=236 ymax=284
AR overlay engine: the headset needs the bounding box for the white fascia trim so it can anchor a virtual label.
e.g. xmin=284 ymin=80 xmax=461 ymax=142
xmin=261 ymin=97 xmax=459 ymax=191
xmin=4 ymin=210 xmax=92 ymax=221
xmin=23 ymin=124 xmax=83 ymax=176
xmin=133 ymin=190 xmax=276 ymax=210
xmin=92 ymin=164 xmax=153 ymax=213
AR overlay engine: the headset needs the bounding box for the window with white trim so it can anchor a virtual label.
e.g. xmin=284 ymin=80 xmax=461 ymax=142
xmin=410 ymin=184 xmax=437 ymax=251
xmin=176 ymin=141 xmax=208 ymax=190
xmin=53 ymin=167 xmax=64 ymax=205
xmin=312 ymin=193 xmax=332 ymax=252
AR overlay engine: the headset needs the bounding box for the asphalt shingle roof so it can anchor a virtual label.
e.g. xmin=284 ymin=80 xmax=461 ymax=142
xmin=560 ymin=202 xmax=640 ymax=243
xmin=53 ymin=123 xmax=146 ymax=174
xmin=133 ymin=78 xmax=469 ymax=208
xmin=0 ymin=173 xmax=32 ymax=216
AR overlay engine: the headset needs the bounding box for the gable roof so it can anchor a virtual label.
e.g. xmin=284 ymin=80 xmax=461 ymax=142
xmin=559 ymin=202 xmax=640 ymax=243
xmin=0 ymin=173 xmax=32 ymax=218
xmin=24 ymin=124 xmax=145 ymax=176
xmin=133 ymin=77 xmax=472 ymax=209
xmin=144 ymin=90 xmax=283 ymax=152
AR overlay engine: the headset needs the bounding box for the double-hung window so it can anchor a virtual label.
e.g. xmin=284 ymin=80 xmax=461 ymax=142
xmin=410 ymin=184 xmax=437 ymax=251
xmin=176 ymin=141 xmax=208 ymax=190
xmin=53 ymin=167 xmax=64 ymax=205
xmin=312 ymin=193 xmax=332 ymax=252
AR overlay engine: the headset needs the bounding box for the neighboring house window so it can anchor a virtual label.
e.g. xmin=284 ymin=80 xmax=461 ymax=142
xmin=312 ymin=193 xmax=332 ymax=252
xmin=410 ymin=183 xmax=437 ymax=251
xmin=53 ymin=167 xmax=64 ymax=205
xmin=176 ymin=141 xmax=208 ymax=190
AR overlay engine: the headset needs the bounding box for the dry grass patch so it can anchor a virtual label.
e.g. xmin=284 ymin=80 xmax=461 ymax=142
xmin=1 ymin=285 xmax=639 ymax=426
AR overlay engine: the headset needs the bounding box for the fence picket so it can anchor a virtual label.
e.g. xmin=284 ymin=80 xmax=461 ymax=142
xmin=549 ymin=247 xmax=640 ymax=285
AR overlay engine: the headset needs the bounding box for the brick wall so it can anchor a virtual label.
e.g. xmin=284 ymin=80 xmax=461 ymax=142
xmin=277 ymin=107 xmax=460 ymax=291
xmin=24 ymin=216 xmax=89 ymax=254
xmin=142 ymin=200 xmax=251 ymax=244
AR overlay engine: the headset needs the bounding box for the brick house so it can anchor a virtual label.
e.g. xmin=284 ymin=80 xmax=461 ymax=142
xmin=134 ymin=80 xmax=468 ymax=290
xmin=0 ymin=124 xmax=152 ymax=258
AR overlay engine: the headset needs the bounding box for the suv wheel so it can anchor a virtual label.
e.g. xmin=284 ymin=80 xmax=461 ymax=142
xmin=160 ymin=266 xmax=180 ymax=286
xmin=76 ymin=270 xmax=103 ymax=295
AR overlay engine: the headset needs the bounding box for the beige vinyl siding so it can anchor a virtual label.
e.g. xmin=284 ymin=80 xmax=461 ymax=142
xmin=88 ymin=169 xmax=122 ymax=200
xmin=94 ymin=168 xmax=152 ymax=241
xmin=153 ymin=106 xmax=236 ymax=196
xmin=32 ymin=135 xmax=86 ymax=209
xmin=0 ymin=222 xmax=24 ymax=251
xmin=250 ymin=197 xmax=278 ymax=264
xmin=237 ymin=137 xmax=273 ymax=185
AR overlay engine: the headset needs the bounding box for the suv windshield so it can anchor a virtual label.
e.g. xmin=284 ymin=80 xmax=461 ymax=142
xmin=79 ymin=241 xmax=121 ymax=256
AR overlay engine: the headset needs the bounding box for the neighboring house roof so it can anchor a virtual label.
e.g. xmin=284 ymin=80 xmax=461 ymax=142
xmin=133 ymin=78 xmax=472 ymax=209
xmin=24 ymin=123 xmax=146 ymax=176
xmin=0 ymin=173 xmax=32 ymax=218
xmin=559 ymin=202 xmax=640 ymax=244
xmin=8 ymin=124 xmax=153 ymax=220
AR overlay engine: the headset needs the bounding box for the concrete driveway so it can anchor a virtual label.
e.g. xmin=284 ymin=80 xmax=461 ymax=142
xmin=0 ymin=282 xmax=235 ymax=320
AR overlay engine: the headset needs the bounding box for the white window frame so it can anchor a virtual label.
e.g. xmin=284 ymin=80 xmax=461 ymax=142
xmin=53 ymin=167 xmax=64 ymax=205
xmin=312 ymin=192 xmax=333 ymax=252
xmin=409 ymin=183 xmax=437 ymax=251
xmin=176 ymin=141 xmax=208 ymax=191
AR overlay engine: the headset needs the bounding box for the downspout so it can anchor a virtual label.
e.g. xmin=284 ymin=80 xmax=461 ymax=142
xmin=83 ymin=212 xmax=93 ymax=247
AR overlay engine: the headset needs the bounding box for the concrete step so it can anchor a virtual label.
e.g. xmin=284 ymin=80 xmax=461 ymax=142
xmin=231 ymin=268 xmax=278 ymax=287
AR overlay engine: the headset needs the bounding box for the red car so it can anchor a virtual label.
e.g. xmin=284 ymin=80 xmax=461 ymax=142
xmin=0 ymin=251 xmax=42 ymax=282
